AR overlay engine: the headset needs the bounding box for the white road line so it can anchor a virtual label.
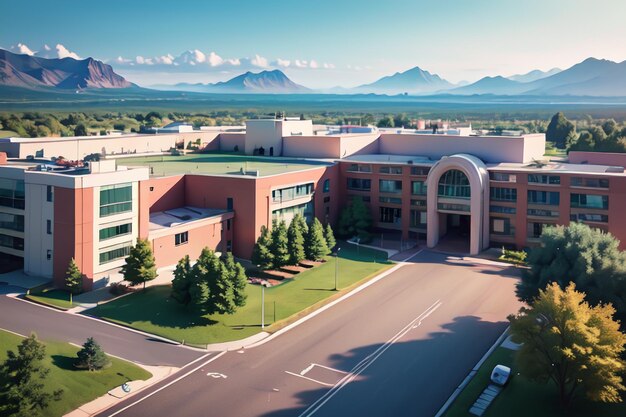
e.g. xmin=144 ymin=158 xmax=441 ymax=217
xmin=300 ymin=363 xmax=315 ymax=376
xmin=298 ymin=299 xmax=443 ymax=417
xmin=312 ymin=363 xmax=350 ymax=375
xmin=105 ymin=351 xmax=226 ymax=417
xmin=285 ymin=371 xmax=336 ymax=387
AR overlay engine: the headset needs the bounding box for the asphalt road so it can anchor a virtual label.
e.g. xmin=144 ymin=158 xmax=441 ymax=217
xmin=97 ymin=250 xmax=523 ymax=417
xmin=0 ymin=288 xmax=206 ymax=367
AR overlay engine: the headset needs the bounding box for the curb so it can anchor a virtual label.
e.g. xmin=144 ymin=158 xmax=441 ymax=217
xmin=434 ymin=326 xmax=510 ymax=417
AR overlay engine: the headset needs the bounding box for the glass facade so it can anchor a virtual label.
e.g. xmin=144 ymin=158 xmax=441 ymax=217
xmin=0 ymin=213 xmax=24 ymax=232
xmin=571 ymin=177 xmax=609 ymax=188
xmin=571 ymin=213 xmax=609 ymax=223
xmin=347 ymin=178 xmax=371 ymax=191
xmin=438 ymin=170 xmax=470 ymax=199
xmin=570 ymin=193 xmax=608 ymax=209
xmin=272 ymin=201 xmax=314 ymax=224
xmin=490 ymin=187 xmax=517 ymax=202
xmin=99 ymin=223 xmax=132 ymax=241
xmin=411 ymin=181 xmax=427 ymax=196
xmin=379 ymin=166 xmax=403 ymax=174
xmin=490 ymin=172 xmax=516 ymax=182
xmin=99 ymin=244 xmax=131 ymax=265
xmin=347 ymin=164 xmax=372 ymax=173
xmin=0 ymin=234 xmax=24 ymax=250
xmin=379 ymin=180 xmax=402 ymax=194
xmin=100 ymin=183 xmax=132 ymax=217
xmin=0 ymin=179 xmax=25 ymax=209
xmin=527 ymin=190 xmax=560 ymax=205
xmin=272 ymin=183 xmax=314 ymax=203
xmin=528 ymin=174 xmax=560 ymax=185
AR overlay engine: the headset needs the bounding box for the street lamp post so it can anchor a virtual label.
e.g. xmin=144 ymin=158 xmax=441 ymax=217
xmin=334 ymin=248 xmax=341 ymax=291
xmin=261 ymin=284 xmax=266 ymax=329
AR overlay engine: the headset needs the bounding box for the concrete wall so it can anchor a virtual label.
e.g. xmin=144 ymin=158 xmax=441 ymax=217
xmin=24 ymin=184 xmax=54 ymax=278
xmin=245 ymin=120 xmax=283 ymax=156
xmin=379 ymin=133 xmax=545 ymax=163
xmin=218 ymin=132 xmax=246 ymax=152
xmin=339 ymin=133 xmax=380 ymax=158
xmin=568 ymin=151 xmax=626 ymax=167
xmin=282 ymin=136 xmax=341 ymax=158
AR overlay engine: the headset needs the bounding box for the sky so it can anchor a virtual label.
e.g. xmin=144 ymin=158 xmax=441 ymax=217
xmin=2 ymin=0 xmax=626 ymax=88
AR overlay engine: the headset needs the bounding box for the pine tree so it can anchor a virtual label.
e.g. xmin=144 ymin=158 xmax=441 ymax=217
xmin=305 ymin=218 xmax=329 ymax=261
xmin=270 ymin=220 xmax=290 ymax=268
xmin=510 ymin=282 xmax=626 ymax=407
xmin=287 ymin=218 xmax=305 ymax=265
xmin=293 ymin=213 xmax=309 ymax=236
xmin=324 ymin=223 xmax=336 ymax=253
xmin=65 ymin=258 xmax=83 ymax=295
xmin=220 ymin=252 xmax=248 ymax=311
xmin=75 ymin=337 xmax=111 ymax=371
xmin=171 ymin=255 xmax=192 ymax=306
xmin=251 ymin=225 xmax=274 ymax=270
xmin=207 ymin=252 xmax=235 ymax=315
xmin=0 ymin=334 xmax=62 ymax=416
xmin=121 ymin=239 xmax=157 ymax=289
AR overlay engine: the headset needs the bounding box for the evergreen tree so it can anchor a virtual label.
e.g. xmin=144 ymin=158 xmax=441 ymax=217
xmin=293 ymin=213 xmax=309 ymax=236
xmin=171 ymin=255 xmax=192 ymax=306
xmin=121 ymin=239 xmax=158 ymax=289
xmin=75 ymin=337 xmax=110 ymax=371
xmin=207 ymin=252 xmax=235 ymax=315
xmin=305 ymin=218 xmax=329 ymax=261
xmin=546 ymin=112 xmax=576 ymax=149
xmin=270 ymin=220 xmax=289 ymax=268
xmin=569 ymin=131 xmax=595 ymax=151
xmin=220 ymin=252 xmax=248 ymax=309
xmin=287 ymin=218 xmax=306 ymax=265
xmin=510 ymin=283 xmax=626 ymax=407
xmin=64 ymin=258 xmax=83 ymax=295
xmin=0 ymin=334 xmax=62 ymax=417
xmin=251 ymin=225 xmax=274 ymax=270
xmin=324 ymin=223 xmax=336 ymax=252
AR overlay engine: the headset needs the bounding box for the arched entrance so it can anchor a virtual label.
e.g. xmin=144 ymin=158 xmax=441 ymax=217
xmin=426 ymin=154 xmax=489 ymax=255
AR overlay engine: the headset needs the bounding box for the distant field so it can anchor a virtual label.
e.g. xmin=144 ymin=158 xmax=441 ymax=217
xmin=121 ymin=153 xmax=333 ymax=177
xmin=0 ymin=130 xmax=17 ymax=138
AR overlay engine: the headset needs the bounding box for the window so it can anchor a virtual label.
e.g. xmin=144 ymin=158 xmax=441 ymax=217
xmin=0 ymin=179 xmax=25 ymax=209
xmin=411 ymin=181 xmax=427 ymax=196
xmin=527 ymin=222 xmax=552 ymax=239
xmin=226 ymin=219 xmax=231 ymax=231
xmin=379 ymin=180 xmax=402 ymax=194
xmin=490 ymin=187 xmax=517 ymax=202
xmin=570 ymin=213 xmax=609 ymax=223
xmin=528 ymin=174 xmax=560 ymax=185
xmin=0 ymin=213 xmax=24 ymax=232
xmin=323 ymin=196 xmax=331 ymax=203
xmin=411 ymin=199 xmax=426 ymax=207
xmin=410 ymin=210 xmax=427 ymax=228
xmin=100 ymin=183 xmax=132 ymax=217
xmin=46 ymin=249 xmax=52 ymax=260
xmin=347 ymin=178 xmax=371 ymax=191
xmin=379 ymin=166 xmax=403 ymax=175
xmin=46 ymin=185 xmax=53 ymax=202
xmin=570 ymin=193 xmax=608 ymax=209
xmin=528 ymin=190 xmax=560 ymax=205
xmin=347 ymin=164 xmax=372 ymax=173
xmin=438 ymin=170 xmax=470 ymax=199
xmin=410 ymin=167 xmax=430 ymax=176
xmin=527 ymin=208 xmax=559 ymax=217
xmin=379 ymin=207 xmax=401 ymax=224
xmin=272 ymin=183 xmax=314 ymax=203
xmin=227 ymin=197 xmax=233 ymax=210
xmin=149 ymin=186 xmax=154 ymax=191
xmin=46 ymin=219 xmax=52 ymax=235
xmin=571 ymin=177 xmax=609 ymax=188
xmin=438 ymin=203 xmax=471 ymax=212
xmin=490 ymin=205 xmax=516 ymax=214
xmin=272 ymin=201 xmax=314 ymax=224
xmin=99 ymin=244 xmax=131 ymax=264
xmin=99 ymin=223 xmax=132 ymax=241
xmin=491 ymin=217 xmax=514 ymax=235
xmin=226 ymin=240 xmax=232 ymax=252
xmin=0 ymin=233 xmax=24 ymax=250
xmin=490 ymin=172 xmax=517 ymax=182
xmin=175 ymin=231 xmax=189 ymax=246
xmin=379 ymin=196 xmax=402 ymax=204
xmin=323 ymin=179 xmax=330 ymax=193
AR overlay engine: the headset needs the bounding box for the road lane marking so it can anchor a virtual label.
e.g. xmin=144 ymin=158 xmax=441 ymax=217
xmin=312 ymin=363 xmax=349 ymax=375
xmin=285 ymin=371 xmax=336 ymax=387
xmin=301 ymin=363 xmax=315 ymax=376
xmin=105 ymin=351 xmax=226 ymax=417
xmin=206 ymin=372 xmax=228 ymax=379
xmin=298 ymin=299 xmax=443 ymax=417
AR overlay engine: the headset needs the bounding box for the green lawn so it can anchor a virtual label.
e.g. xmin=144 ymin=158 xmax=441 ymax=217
xmin=444 ymin=347 xmax=626 ymax=417
xmin=87 ymin=243 xmax=391 ymax=346
xmin=0 ymin=330 xmax=151 ymax=417
xmin=26 ymin=288 xmax=78 ymax=310
xmin=0 ymin=130 xmax=18 ymax=138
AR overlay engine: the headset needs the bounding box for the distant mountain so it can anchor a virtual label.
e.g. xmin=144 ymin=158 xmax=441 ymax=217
xmin=0 ymin=49 xmax=133 ymax=89
xmin=154 ymin=70 xmax=310 ymax=94
xmin=508 ymin=68 xmax=561 ymax=83
xmin=354 ymin=66 xmax=453 ymax=94
xmin=447 ymin=76 xmax=527 ymax=95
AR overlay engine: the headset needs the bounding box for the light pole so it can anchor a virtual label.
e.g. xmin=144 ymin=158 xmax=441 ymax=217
xmin=261 ymin=283 xmax=266 ymax=329
xmin=334 ymin=248 xmax=341 ymax=291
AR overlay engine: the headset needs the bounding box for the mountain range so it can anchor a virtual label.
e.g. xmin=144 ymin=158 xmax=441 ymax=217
xmin=2 ymin=48 xmax=626 ymax=97
xmin=0 ymin=49 xmax=133 ymax=89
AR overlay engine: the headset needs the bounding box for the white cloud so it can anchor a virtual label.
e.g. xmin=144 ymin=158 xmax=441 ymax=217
xmin=294 ymin=59 xmax=308 ymax=68
xmin=309 ymin=60 xmax=319 ymax=69
xmin=55 ymin=43 xmax=81 ymax=59
xmin=275 ymin=58 xmax=291 ymax=68
xmin=251 ymin=54 xmax=268 ymax=68
xmin=10 ymin=43 xmax=35 ymax=56
xmin=155 ymin=53 xmax=174 ymax=65
xmin=207 ymin=51 xmax=223 ymax=67
xmin=135 ymin=55 xmax=154 ymax=65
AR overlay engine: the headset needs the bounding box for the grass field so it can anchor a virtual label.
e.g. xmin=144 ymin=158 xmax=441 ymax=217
xmin=26 ymin=287 xmax=77 ymax=310
xmin=444 ymin=347 xmax=626 ymax=417
xmin=121 ymin=153 xmax=332 ymax=177
xmin=87 ymin=243 xmax=391 ymax=346
xmin=0 ymin=330 xmax=151 ymax=417
xmin=0 ymin=129 xmax=17 ymax=138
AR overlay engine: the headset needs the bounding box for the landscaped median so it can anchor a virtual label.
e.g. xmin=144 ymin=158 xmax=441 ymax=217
xmin=0 ymin=329 xmax=151 ymax=417
xmin=25 ymin=286 xmax=79 ymax=310
xmin=443 ymin=346 xmax=626 ymax=417
xmin=85 ymin=243 xmax=392 ymax=347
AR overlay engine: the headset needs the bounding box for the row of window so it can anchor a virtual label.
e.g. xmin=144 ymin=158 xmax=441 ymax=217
xmin=99 ymin=223 xmax=132 ymax=241
xmin=271 ymin=182 xmax=314 ymax=203
xmin=0 ymin=179 xmax=25 ymax=210
xmin=99 ymin=244 xmax=131 ymax=265
xmin=100 ymin=184 xmax=133 ymax=217
xmin=0 ymin=233 xmax=24 ymax=250
xmin=346 ymin=164 xmax=430 ymax=176
xmin=491 ymin=173 xmax=610 ymax=189
xmin=0 ymin=213 xmax=25 ymax=232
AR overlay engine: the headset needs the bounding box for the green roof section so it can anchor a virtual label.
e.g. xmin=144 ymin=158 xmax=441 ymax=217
xmin=118 ymin=153 xmax=333 ymax=177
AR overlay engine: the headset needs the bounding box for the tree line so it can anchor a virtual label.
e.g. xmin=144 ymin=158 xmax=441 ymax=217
xmin=546 ymin=111 xmax=626 ymax=152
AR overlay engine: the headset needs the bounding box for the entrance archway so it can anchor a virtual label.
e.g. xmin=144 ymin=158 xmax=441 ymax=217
xmin=426 ymin=154 xmax=489 ymax=255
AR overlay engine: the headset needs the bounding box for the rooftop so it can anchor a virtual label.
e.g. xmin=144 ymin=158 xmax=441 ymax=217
xmin=120 ymin=153 xmax=333 ymax=177
xmin=149 ymin=206 xmax=230 ymax=231
xmin=342 ymin=154 xmax=434 ymax=165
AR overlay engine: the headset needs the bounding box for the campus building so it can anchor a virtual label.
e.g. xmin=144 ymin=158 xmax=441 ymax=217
xmin=1 ymin=118 xmax=626 ymax=290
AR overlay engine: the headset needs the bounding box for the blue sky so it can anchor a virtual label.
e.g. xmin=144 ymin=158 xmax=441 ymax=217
xmin=2 ymin=0 xmax=626 ymax=88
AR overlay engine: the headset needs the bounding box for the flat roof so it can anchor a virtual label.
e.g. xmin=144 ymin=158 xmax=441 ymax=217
xmin=149 ymin=206 xmax=230 ymax=231
xmin=341 ymin=154 xmax=434 ymax=165
xmin=487 ymin=161 xmax=626 ymax=176
xmin=120 ymin=153 xmax=334 ymax=177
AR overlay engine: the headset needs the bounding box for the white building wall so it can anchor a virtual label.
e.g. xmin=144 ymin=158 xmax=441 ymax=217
xmin=24 ymin=184 xmax=54 ymax=278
